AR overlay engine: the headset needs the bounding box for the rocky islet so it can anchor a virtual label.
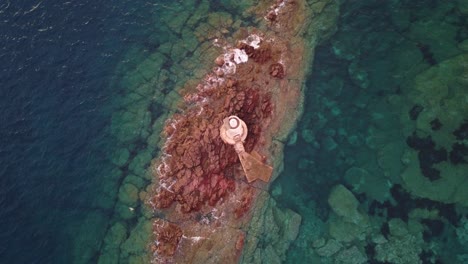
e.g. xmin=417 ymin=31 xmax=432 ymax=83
xmin=70 ymin=0 xmax=468 ymax=263
xmin=147 ymin=0 xmax=339 ymax=263
xmin=70 ymin=0 xmax=338 ymax=263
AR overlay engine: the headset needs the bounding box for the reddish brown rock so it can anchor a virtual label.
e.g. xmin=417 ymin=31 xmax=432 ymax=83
xmin=214 ymin=55 xmax=225 ymax=66
xmin=152 ymin=219 xmax=183 ymax=256
xmin=235 ymin=233 xmax=245 ymax=251
xmin=238 ymin=42 xmax=272 ymax=64
xmin=265 ymin=10 xmax=277 ymax=22
xmin=270 ymin=63 xmax=285 ymax=79
xmin=147 ymin=0 xmax=318 ymax=262
xmin=234 ymin=187 xmax=254 ymax=218
xmin=152 ymin=77 xmax=270 ymax=214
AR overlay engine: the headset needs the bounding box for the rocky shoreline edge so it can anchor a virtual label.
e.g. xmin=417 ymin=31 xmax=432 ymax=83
xmin=146 ymin=1 xmax=339 ymax=263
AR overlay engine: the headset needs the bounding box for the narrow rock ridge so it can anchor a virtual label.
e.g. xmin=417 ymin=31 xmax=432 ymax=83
xmin=147 ymin=0 xmax=339 ymax=263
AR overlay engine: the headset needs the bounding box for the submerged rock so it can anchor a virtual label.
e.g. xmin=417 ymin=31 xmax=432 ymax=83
xmin=241 ymin=193 xmax=302 ymax=263
xmin=118 ymin=182 xmax=139 ymax=207
xmin=315 ymin=239 xmax=342 ymax=257
xmin=128 ymin=149 xmax=153 ymax=179
xmin=407 ymin=13 xmax=461 ymax=63
xmin=377 ymin=141 xmax=404 ymax=184
xmin=401 ymin=149 xmax=468 ymax=206
xmin=344 ymin=166 xmax=390 ymax=203
xmin=328 ymin=184 xmax=366 ymax=225
xmin=399 ymin=53 xmax=468 ymax=206
xmin=111 ymin=148 xmax=130 ymax=167
xmin=301 ymin=129 xmax=315 ymax=144
xmin=98 ymin=221 xmax=128 ymax=264
xmin=375 ymin=219 xmax=424 ymax=264
xmin=334 ymin=246 xmax=367 ymax=264
xmin=71 ymin=211 xmax=109 ymax=264
xmin=120 ymin=219 xmax=152 ymax=263
xmin=456 ymin=217 xmax=468 ymax=246
xmin=348 ymin=61 xmax=370 ymax=89
xmin=329 ymin=218 xmax=367 ymax=243
xmin=116 ymin=202 xmax=136 ymax=220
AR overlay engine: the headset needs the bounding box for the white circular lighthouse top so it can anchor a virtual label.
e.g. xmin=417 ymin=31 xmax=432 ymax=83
xmin=229 ymin=117 xmax=239 ymax=128
xmin=219 ymin=116 xmax=248 ymax=145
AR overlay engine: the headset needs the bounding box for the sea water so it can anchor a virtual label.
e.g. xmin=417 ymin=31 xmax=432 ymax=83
xmin=2 ymin=0 xmax=468 ymax=263
xmin=0 ymin=0 xmax=164 ymax=262
xmin=277 ymin=1 xmax=468 ymax=263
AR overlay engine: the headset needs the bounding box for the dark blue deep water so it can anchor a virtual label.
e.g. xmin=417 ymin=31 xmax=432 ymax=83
xmin=0 ymin=0 xmax=157 ymax=262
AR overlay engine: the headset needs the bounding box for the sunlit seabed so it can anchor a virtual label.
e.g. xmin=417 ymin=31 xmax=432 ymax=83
xmin=277 ymin=1 xmax=468 ymax=263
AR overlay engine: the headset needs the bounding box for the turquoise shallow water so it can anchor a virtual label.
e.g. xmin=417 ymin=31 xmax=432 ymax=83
xmin=276 ymin=1 xmax=468 ymax=263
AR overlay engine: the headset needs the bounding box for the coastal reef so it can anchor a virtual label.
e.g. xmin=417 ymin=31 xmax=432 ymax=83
xmin=146 ymin=0 xmax=339 ymax=263
xmin=90 ymin=1 xmax=267 ymax=263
